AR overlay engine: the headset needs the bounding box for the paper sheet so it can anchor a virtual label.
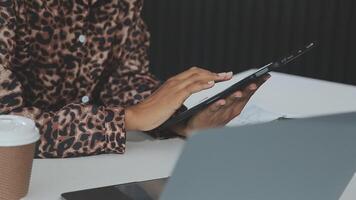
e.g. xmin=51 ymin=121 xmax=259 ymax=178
xmin=227 ymin=104 xmax=288 ymax=127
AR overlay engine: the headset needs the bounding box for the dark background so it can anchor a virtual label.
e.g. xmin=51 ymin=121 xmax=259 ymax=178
xmin=142 ymin=0 xmax=356 ymax=85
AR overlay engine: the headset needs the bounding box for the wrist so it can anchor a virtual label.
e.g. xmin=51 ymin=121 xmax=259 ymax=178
xmin=125 ymin=107 xmax=138 ymax=131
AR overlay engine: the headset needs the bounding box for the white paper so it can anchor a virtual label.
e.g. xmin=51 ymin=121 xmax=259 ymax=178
xmin=227 ymin=104 xmax=288 ymax=127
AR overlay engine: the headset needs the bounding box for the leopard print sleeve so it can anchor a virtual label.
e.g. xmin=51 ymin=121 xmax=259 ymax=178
xmin=1 ymin=73 xmax=127 ymax=158
xmin=0 ymin=1 xmax=127 ymax=158
xmin=1 ymin=71 xmax=127 ymax=157
xmin=99 ymin=4 xmax=181 ymax=139
xmin=100 ymin=5 xmax=160 ymax=108
xmin=8 ymin=105 xmax=126 ymax=158
xmin=0 ymin=0 xmax=20 ymax=113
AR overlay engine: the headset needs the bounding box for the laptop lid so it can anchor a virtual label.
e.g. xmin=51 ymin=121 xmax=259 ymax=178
xmin=161 ymin=112 xmax=356 ymax=200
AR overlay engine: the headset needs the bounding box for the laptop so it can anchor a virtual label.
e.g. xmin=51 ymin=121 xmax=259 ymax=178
xmin=62 ymin=112 xmax=356 ymax=200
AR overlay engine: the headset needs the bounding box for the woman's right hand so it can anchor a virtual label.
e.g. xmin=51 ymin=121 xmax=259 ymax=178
xmin=125 ymin=67 xmax=233 ymax=131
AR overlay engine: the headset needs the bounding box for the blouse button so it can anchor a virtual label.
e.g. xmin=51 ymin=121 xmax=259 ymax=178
xmin=78 ymin=35 xmax=86 ymax=43
xmin=81 ymin=96 xmax=90 ymax=104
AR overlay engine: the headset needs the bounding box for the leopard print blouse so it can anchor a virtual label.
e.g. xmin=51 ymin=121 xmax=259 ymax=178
xmin=0 ymin=0 xmax=169 ymax=158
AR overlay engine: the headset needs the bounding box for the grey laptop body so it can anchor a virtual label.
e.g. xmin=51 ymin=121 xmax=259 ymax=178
xmin=161 ymin=112 xmax=356 ymax=200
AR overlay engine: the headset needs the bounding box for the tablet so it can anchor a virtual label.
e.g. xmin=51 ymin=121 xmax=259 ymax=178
xmin=61 ymin=178 xmax=168 ymax=200
xmin=158 ymin=42 xmax=316 ymax=129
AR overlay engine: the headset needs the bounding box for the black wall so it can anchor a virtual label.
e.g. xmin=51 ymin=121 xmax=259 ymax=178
xmin=142 ymin=0 xmax=356 ymax=85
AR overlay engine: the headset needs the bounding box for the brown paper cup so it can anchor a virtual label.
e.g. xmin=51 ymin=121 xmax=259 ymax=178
xmin=0 ymin=144 xmax=36 ymax=200
xmin=0 ymin=116 xmax=39 ymax=200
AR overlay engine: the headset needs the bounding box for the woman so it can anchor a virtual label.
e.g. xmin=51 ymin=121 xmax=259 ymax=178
xmin=0 ymin=0 xmax=268 ymax=158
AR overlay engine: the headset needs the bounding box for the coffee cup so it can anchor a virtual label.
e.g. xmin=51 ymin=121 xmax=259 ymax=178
xmin=0 ymin=115 xmax=40 ymax=200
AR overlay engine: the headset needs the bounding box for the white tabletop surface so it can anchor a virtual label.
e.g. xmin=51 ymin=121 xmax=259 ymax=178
xmin=24 ymin=71 xmax=356 ymax=200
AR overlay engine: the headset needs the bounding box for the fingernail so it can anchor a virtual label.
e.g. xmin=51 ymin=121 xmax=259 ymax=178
xmin=208 ymin=81 xmax=215 ymax=85
xmin=226 ymin=72 xmax=233 ymax=77
xmin=218 ymin=72 xmax=227 ymax=77
xmin=234 ymin=92 xmax=243 ymax=98
xmin=249 ymin=84 xmax=257 ymax=90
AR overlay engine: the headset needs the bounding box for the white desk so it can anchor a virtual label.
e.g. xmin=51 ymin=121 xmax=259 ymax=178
xmin=24 ymin=135 xmax=184 ymax=200
xmin=24 ymin=71 xmax=356 ymax=200
xmin=250 ymin=72 xmax=356 ymax=117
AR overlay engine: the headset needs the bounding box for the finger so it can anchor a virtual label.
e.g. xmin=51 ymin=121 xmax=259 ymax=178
xmin=218 ymin=86 xmax=255 ymax=117
xmin=227 ymin=79 xmax=259 ymax=103
xmin=239 ymin=82 xmax=258 ymax=97
xmin=221 ymin=80 xmax=261 ymax=109
xmin=208 ymin=100 xmax=226 ymax=112
xmin=183 ymin=70 xmax=233 ymax=83
xmin=242 ymin=74 xmax=271 ymax=97
xmin=238 ymin=74 xmax=270 ymax=95
xmin=180 ymin=80 xmax=216 ymax=98
xmin=172 ymin=66 xmax=233 ymax=83
xmin=178 ymin=71 xmax=232 ymax=90
xmin=263 ymin=73 xmax=271 ymax=81
xmin=248 ymin=83 xmax=258 ymax=91
xmin=233 ymin=83 xmax=256 ymax=103
xmin=224 ymin=90 xmax=243 ymax=107
xmin=215 ymin=71 xmax=234 ymax=81
xmin=171 ymin=67 xmax=215 ymax=80
xmin=219 ymin=75 xmax=271 ymax=119
xmin=230 ymin=87 xmax=256 ymax=115
xmin=254 ymin=74 xmax=271 ymax=87
xmin=232 ymin=91 xmax=243 ymax=99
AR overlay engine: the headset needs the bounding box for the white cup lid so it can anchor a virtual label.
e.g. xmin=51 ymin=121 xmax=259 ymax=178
xmin=0 ymin=115 xmax=40 ymax=147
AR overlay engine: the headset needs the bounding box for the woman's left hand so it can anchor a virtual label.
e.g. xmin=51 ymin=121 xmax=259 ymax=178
xmin=173 ymin=74 xmax=271 ymax=137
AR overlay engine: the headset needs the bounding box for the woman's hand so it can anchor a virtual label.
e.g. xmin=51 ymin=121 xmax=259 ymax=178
xmin=172 ymin=74 xmax=271 ymax=137
xmin=125 ymin=67 xmax=233 ymax=131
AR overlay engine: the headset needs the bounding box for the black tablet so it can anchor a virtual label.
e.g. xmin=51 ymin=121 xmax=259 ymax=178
xmin=61 ymin=178 xmax=168 ymax=200
xmin=159 ymin=42 xmax=316 ymax=129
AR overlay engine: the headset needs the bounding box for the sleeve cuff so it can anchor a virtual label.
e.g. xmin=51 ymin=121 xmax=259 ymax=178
xmin=103 ymin=107 xmax=127 ymax=153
